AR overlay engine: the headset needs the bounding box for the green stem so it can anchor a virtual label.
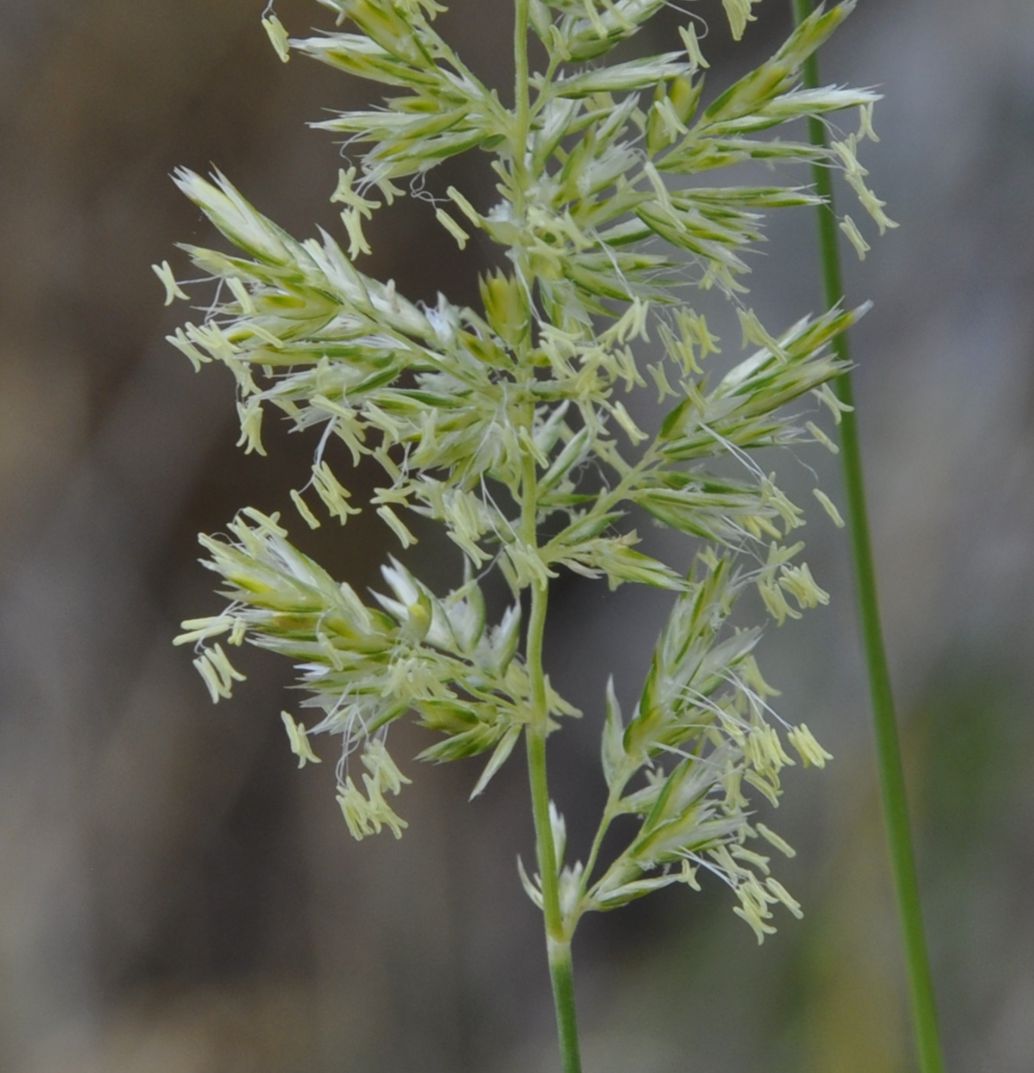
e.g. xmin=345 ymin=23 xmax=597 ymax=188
xmin=513 ymin=0 xmax=531 ymax=187
xmin=544 ymin=936 xmax=582 ymax=1073
xmin=579 ymin=785 xmax=622 ymax=900
xmin=525 ymin=581 xmax=584 ymax=1073
xmin=790 ymin=3 xmax=946 ymax=1071
xmin=512 ymin=6 xmax=582 ymax=1067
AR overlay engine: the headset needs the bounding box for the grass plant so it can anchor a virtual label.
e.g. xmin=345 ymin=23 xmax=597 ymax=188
xmin=161 ymin=1 xmax=902 ymax=1066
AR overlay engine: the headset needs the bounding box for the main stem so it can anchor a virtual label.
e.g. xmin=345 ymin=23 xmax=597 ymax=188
xmin=513 ymin=4 xmax=583 ymax=1069
xmin=525 ymin=580 xmax=583 ymax=1073
xmin=523 ymin=459 xmax=583 ymax=1071
xmin=790 ymin=3 xmax=945 ymax=1071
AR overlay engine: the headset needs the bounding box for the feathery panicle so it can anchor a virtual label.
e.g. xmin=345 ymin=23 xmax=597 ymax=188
xmin=167 ymin=0 xmax=884 ymax=941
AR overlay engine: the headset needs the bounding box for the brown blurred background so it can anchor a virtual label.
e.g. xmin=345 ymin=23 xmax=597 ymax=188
xmin=2 ymin=1 xmax=1033 ymax=1071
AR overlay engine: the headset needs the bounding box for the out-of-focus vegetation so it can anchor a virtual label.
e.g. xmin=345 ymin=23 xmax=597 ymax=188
xmin=2 ymin=2 xmax=1033 ymax=1071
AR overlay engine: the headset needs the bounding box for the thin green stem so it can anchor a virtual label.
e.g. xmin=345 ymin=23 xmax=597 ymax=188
xmin=526 ymin=723 xmax=584 ymax=1073
xmin=514 ymin=1 xmax=583 ymax=1045
xmin=790 ymin=3 xmax=946 ymax=1071
xmin=544 ymin=937 xmax=582 ymax=1073
xmin=513 ymin=0 xmax=531 ymax=187
xmin=524 ymin=581 xmax=584 ymax=1073
xmin=579 ymin=784 xmax=623 ymax=900
xmin=510 ymin=4 xmax=584 ymax=1064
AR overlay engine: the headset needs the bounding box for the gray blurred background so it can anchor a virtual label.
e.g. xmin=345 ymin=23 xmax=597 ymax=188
xmin=2 ymin=1 xmax=1032 ymax=1070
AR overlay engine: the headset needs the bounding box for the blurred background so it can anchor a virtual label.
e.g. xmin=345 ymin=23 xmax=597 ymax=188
xmin=2 ymin=1 xmax=1032 ymax=1070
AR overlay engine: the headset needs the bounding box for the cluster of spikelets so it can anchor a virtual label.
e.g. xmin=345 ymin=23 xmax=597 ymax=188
xmin=164 ymin=0 xmax=887 ymax=943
